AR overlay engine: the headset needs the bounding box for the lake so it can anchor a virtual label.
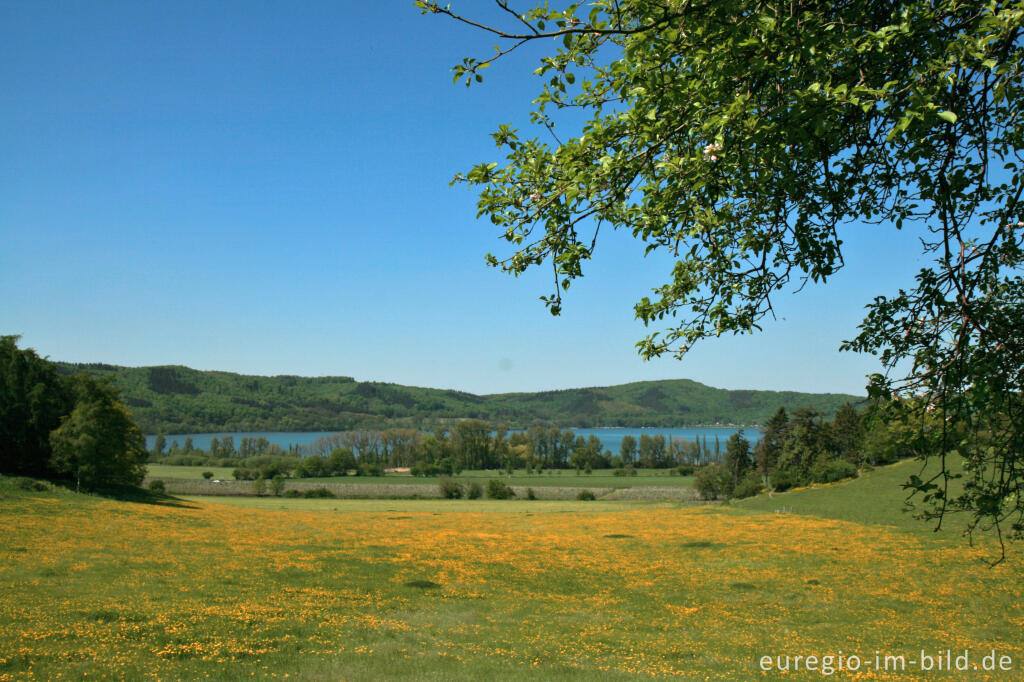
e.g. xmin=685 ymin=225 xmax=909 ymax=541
xmin=146 ymin=426 xmax=761 ymax=455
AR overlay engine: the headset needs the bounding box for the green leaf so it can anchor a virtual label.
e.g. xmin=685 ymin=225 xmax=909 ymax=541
xmin=937 ymin=110 xmax=957 ymax=124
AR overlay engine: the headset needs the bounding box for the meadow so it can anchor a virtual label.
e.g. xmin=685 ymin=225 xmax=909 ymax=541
xmin=2 ymin=466 xmax=1022 ymax=680
xmin=144 ymin=465 xmax=702 ymax=501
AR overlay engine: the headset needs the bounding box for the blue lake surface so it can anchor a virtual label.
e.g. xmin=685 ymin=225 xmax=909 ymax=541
xmin=146 ymin=426 xmax=760 ymax=455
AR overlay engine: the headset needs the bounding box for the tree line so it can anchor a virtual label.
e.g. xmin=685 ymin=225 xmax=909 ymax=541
xmin=150 ymin=420 xmax=750 ymax=480
xmin=155 ymin=415 xmax=865 ymax=485
xmin=694 ymin=404 xmax=908 ymax=501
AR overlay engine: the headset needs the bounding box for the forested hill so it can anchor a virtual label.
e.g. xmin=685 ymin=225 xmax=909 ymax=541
xmin=54 ymin=363 xmax=862 ymax=434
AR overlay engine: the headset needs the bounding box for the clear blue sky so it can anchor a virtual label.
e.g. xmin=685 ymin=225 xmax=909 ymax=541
xmin=1 ymin=1 xmax=926 ymax=396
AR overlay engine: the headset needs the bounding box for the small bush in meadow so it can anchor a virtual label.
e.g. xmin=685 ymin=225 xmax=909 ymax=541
xmin=695 ymin=463 xmax=731 ymax=500
xmin=466 ymin=481 xmax=482 ymax=499
xmin=282 ymin=489 xmax=302 ymax=498
xmin=12 ymin=477 xmax=49 ymax=492
xmin=302 ymin=487 xmax=335 ymax=498
xmin=809 ymin=459 xmax=858 ymax=484
xmin=526 ymin=488 xmax=536 ymax=500
xmin=731 ymin=471 xmax=763 ymax=500
xmin=148 ymin=480 xmax=165 ymax=494
xmin=769 ymin=468 xmax=800 ymax=492
xmin=358 ymin=462 xmax=384 ymax=477
xmin=439 ymin=477 xmax=464 ymax=499
xmin=486 ymin=479 xmax=514 ymax=500
xmin=201 ymin=471 xmax=214 ymax=480
xmin=576 ymin=490 xmax=596 ymax=501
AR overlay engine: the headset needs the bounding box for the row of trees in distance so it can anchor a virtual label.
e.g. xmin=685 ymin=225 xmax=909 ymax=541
xmin=695 ymin=404 xmax=907 ymax=500
xmin=152 ymin=406 xmax=883 ymax=485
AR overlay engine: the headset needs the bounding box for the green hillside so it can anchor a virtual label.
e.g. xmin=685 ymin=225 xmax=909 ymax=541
xmin=55 ymin=362 xmax=862 ymax=434
xmin=735 ymin=457 xmax=969 ymax=536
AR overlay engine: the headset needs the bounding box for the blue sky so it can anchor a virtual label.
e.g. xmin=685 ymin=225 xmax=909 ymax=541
xmin=1 ymin=2 xmax=926 ymax=396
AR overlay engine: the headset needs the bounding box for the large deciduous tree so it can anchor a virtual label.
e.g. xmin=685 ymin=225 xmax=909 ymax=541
xmin=419 ymin=0 xmax=1024 ymax=553
xmin=49 ymin=376 xmax=148 ymax=491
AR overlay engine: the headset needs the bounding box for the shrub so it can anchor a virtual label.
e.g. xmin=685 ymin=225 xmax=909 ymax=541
xmin=769 ymin=468 xmax=800 ymax=492
xmin=694 ymin=463 xmax=731 ymax=500
xmin=302 ymin=487 xmax=335 ymax=498
xmin=148 ymin=479 xmax=165 ymax=494
xmin=731 ymin=471 xmax=763 ymax=500
xmin=358 ymin=462 xmax=384 ymax=477
xmin=613 ymin=468 xmax=627 ymax=477
xmin=439 ymin=476 xmax=464 ymax=499
xmin=486 ymin=479 xmax=515 ymax=499
xmin=233 ymin=468 xmax=257 ymax=481
xmin=526 ymin=487 xmax=536 ymax=500
xmin=675 ymin=463 xmax=696 ymax=476
xmin=466 ymin=481 xmax=482 ymax=499
xmin=576 ymin=489 xmax=596 ymax=501
xmin=283 ymin=489 xmax=302 ymax=498
xmin=201 ymin=471 xmax=214 ymax=480
xmin=12 ymin=477 xmax=49 ymax=492
xmin=809 ymin=459 xmax=858 ymax=484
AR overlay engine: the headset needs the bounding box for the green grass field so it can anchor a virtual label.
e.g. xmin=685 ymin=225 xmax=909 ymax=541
xmin=146 ymin=464 xmax=237 ymax=480
xmin=176 ymin=495 xmax=678 ymax=514
xmin=3 ymin=463 xmax=1022 ymax=680
xmin=736 ymin=457 xmax=970 ymax=535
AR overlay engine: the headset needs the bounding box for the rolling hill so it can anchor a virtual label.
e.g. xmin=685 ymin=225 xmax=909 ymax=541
xmin=55 ymin=362 xmax=863 ymax=434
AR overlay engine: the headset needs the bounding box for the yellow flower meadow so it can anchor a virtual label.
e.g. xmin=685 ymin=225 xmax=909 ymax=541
xmin=1 ymin=492 xmax=1020 ymax=680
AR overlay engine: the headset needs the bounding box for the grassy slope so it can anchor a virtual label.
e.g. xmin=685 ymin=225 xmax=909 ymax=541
xmin=735 ymin=458 xmax=971 ymax=537
xmin=57 ymin=362 xmax=861 ymax=433
xmin=3 ymin=467 xmax=1020 ymax=680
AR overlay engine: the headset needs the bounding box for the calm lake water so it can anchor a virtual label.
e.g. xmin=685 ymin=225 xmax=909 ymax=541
xmin=146 ymin=426 xmax=760 ymax=455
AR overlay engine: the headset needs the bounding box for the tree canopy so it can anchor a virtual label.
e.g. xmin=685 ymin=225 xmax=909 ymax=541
xmin=419 ymin=0 xmax=1024 ymax=553
xmin=50 ymin=376 xmax=148 ymax=491
xmin=0 ymin=336 xmax=73 ymax=478
xmin=1 ymin=336 xmax=147 ymax=491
